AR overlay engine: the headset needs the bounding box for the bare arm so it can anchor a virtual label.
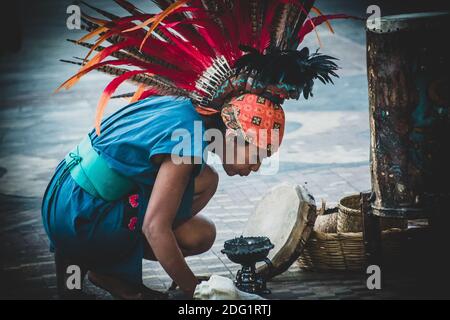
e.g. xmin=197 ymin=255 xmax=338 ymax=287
xmin=142 ymin=156 xmax=198 ymax=297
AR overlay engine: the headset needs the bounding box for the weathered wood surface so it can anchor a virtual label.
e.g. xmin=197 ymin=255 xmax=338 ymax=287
xmin=367 ymin=12 xmax=450 ymax=218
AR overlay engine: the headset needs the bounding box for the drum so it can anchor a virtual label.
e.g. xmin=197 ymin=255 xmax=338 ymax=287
xmin=243 ymin=184 xmax=317 ymax=277
xmin=367 ymin=12 xmax=450 ymax=218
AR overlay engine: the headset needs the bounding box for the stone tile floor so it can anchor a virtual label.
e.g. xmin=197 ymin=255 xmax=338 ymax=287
xmin=0 ymin=0 xmax=447 ymax=299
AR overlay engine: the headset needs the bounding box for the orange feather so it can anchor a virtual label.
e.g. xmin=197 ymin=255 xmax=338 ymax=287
xmin=95 ymin=91 xmax=111 ymax=135
xmin=130 ymin=84 xmax=147 ymax=103
xmin=77 ymin=26 xmax=108 ymax=44
xmin=56 ymin=33 xmax=117 ymax=93
xmin=139 ymin=0 xmax=189 ymax=50
xmin=54 ymin=64 xmax=98 ymax=93
xmin=81 ymin=32 xmax=114 ymax=65
xmin=122 ymin=16 xmax=156 ymax=33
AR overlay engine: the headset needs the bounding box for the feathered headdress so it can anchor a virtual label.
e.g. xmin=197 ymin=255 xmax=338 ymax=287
xmin=57 ymin=0 xmax=351 ymax=134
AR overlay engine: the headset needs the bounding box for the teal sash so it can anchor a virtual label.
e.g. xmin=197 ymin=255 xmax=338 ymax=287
xmin=65 ymin=136 xmax=136 ymax=201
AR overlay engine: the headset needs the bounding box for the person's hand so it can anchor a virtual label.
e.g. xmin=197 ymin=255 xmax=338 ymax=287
xmin=167 ymin=275 xmax=211 ymax=300
xmin=168 ymin=275 xmax=210 ymax=291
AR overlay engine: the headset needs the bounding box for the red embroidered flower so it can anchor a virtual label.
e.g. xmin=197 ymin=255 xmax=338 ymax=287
xmin=128 ymin=194 xmax=139 ymax=208
xmin=128 ymin=217 xmax=138 ymax=231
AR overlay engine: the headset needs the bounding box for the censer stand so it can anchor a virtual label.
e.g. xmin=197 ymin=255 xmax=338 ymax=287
xmin=235 ymin=262 xmax=272 ymax=294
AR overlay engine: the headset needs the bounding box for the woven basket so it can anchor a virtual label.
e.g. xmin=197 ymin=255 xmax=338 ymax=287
xmin=314 ymin=212 xmax=338 ymax=233
xmin=297 ymin=226 xmax=431 ymax=271
xmin=337 ymin=194 xmax=408 ymax=233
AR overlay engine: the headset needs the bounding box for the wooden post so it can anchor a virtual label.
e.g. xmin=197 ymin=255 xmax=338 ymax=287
xmin=366 ymin=11 xmax=449 ymax=285
xmin=367 ymin=12 xmax=449 ymax=220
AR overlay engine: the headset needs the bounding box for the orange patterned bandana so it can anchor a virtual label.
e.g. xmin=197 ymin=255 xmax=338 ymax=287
xmin=221 ymin=94 xmax=285 ymax=154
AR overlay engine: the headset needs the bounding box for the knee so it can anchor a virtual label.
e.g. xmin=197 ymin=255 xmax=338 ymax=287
xmin=196 ymin=219 xmax=216 ymax=253
xmin=204 ymin=219 xmax=216 ymax=250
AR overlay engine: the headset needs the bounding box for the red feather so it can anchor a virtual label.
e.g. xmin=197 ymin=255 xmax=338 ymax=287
xmin=156 ymin=23 xmax=210 ymax=69
xmin=139 ymin=88 xmax=165 ymax=100
xmin=258 ymin=1 xmax=282 ymax=52
xmin=96 ymin=69 xmax=152 ymax=134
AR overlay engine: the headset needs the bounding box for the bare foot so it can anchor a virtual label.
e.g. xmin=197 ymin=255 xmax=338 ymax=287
xmin=88 ymin=271 xmax=168 ymax=300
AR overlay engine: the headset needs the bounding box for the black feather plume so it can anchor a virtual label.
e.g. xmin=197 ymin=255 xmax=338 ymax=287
xmin=234 ymin=46 xmax=339 ymax=99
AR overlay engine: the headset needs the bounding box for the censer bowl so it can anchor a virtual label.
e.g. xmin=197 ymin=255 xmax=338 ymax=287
xmin=221 ymin=236 xmax=274 ymax=266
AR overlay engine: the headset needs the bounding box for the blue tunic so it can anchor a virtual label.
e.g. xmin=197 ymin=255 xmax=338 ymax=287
xmin=41 ymin=96 xmax=207 ymax=285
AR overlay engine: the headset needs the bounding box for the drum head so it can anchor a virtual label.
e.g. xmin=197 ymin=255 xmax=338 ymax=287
xmin=243 ymin=184 xmax=317 ymax=278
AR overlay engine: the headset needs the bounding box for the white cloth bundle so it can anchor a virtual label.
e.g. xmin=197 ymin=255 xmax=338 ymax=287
xmin=193 ymin=275 xmax=266 ymax=300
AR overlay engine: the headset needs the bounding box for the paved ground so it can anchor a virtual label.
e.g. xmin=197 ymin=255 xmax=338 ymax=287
xmin=0 ymin=0 xmax=447 ymax=299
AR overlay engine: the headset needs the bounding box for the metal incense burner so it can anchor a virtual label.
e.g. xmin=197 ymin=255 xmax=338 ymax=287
xmin=221 ymin=236 xmax=274 ymax=294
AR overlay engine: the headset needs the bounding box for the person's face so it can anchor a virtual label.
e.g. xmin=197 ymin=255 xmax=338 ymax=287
xmin=220 ymin=135 xmax=267 ymax=176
